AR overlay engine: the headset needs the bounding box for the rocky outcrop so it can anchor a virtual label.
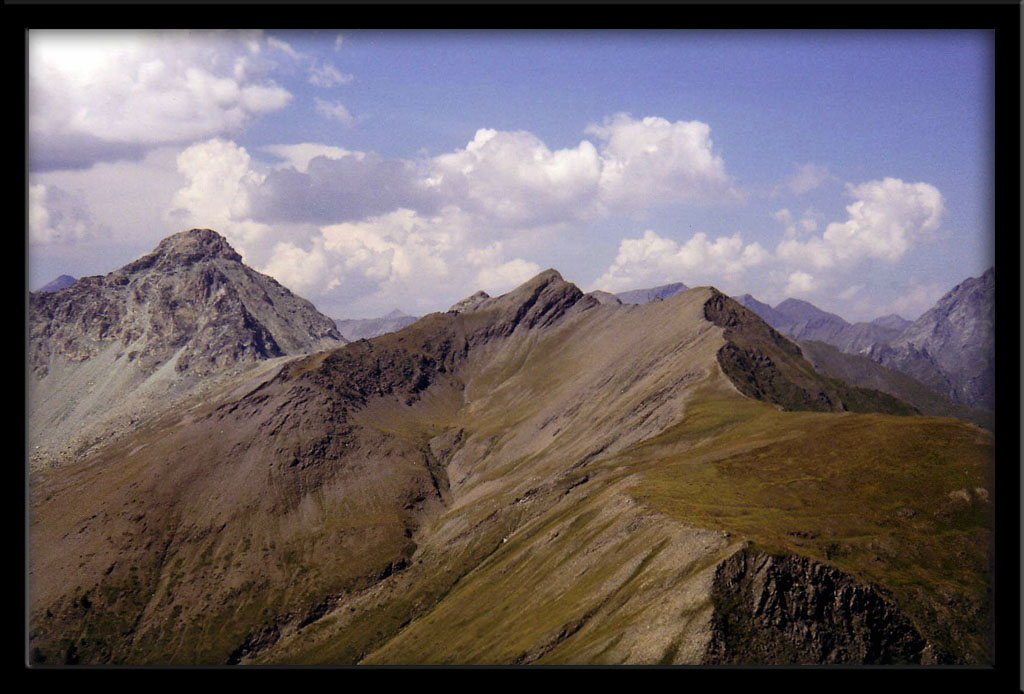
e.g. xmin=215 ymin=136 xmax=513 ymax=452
xmin=704 ymin=549 xmax=931 ymax=664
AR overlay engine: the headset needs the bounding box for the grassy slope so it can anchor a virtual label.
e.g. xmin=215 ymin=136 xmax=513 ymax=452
xmin=627 ymin=385 xmax=993 ymax=662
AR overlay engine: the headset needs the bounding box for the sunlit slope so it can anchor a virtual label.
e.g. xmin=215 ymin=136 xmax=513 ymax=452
xmin=28 ymin=276 xmax=992 ymax=665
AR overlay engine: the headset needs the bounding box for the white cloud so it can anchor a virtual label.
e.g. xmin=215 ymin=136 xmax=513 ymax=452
xmin=429 ymin=128 xmax=603 ymax=226
xmin=776 ymin=178 xmax=944 ymax=269
xmin=308 ymin=62 xmax=354 ymax=88
xmin=594 ymin=229 xmax=769 ymax=293
xmin=29 ymin=30 xmax=293 ymax=166
xmin=315 ymin=97 xmax=356 ymax=126
xmin=260 ymin=143 xmax=362 ymax=173
xmin=784 ymin=270 xmax=818 ymax=296
xmin=258 ymin=206 xmax=545 ymax=317
xmin=334 ymin=34 xmax=345 ymax=51
xmin=167 ymin=138 xmax=273 ymax=260
xmin=477 ymin=259 xmax=543 ymax=295
xmin=585 ymin=113 xmax=737 ymax=209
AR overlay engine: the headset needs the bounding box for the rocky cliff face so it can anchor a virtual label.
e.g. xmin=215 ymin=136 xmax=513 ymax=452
xmin=704 ymin=548 xmax=933 ymax=664
xmin=866 ymin=268 xmax=994 ymax=411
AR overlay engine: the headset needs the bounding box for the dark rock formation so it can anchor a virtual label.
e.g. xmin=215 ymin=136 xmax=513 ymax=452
xmin=704 ymin=549 xmax=931 ymax=664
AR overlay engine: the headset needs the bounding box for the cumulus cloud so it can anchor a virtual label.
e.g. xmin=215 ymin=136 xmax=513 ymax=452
xmin=784 ymin=270 xmax=818 ymax=296
xmin=260 ymin=143 xmax=362 ymax=173
xmin=776 ymin=178 xmax=944 ymax=269
xmin=167 ymin=138 xmax=274 ymax=259
xmin=429 ymin=128 xmax=603 ymax=226
xmin=424 ymin=114 xmax=736 ymax=229
xmin=586 ymin=113 xmax=737 ymax=209
xmin=29 ymin=30 xmax=293 ymax=169
xmin=593 ymin=229 xmax=769 ymax=293
xmin=257 ymin=207 xmax=543 ymax=317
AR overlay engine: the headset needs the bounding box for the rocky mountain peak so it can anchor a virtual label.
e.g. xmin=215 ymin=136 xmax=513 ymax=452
xmin=120 ymin=228 xmax=243 ymax=275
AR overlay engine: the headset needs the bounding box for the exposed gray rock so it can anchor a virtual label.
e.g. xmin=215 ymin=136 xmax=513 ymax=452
xmin=865 ymin=268 xmax=994 ymax=411
xmin=30 ymin=228 xmax=344 ymax=379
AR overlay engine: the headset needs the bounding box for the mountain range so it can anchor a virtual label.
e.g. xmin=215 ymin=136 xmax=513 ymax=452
xmin=27 ymin=231 xmax=994 ymax=666
xmin=334 ymin=309 xmax=419 ymax=341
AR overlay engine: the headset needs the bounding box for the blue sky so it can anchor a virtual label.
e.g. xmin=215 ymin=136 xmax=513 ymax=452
xmin=28 ymin=29 xmax=994 ymax=321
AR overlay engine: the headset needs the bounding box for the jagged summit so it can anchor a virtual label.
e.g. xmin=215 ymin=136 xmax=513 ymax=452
xmin=120 ymin=228 xmax=243 ymax=274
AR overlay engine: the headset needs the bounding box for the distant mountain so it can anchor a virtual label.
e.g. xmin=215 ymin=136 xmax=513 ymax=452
xmin=872 ymin=314 xmax=912 ymax=332
xmin=735 ymin=295 xmax=909 ymax=355
xmin=733 ymin=294 xmax=790 ymax=329
xmin=800 ymin=339 xmax=992 ymax=430
xmin=335 ymin=309 xmax=419 ymax=341
xmin=615 ymin=282 xmax=688 ymax=304
xmin=771 ymin=298 xmax=850 ymax=343
xmin=29 ymin=228 xmax=346 ymax=468
xmin=35 ymin=274 xmax=77 ymax=293
xmin=865 ymin=268 xmax=994 ymax=411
